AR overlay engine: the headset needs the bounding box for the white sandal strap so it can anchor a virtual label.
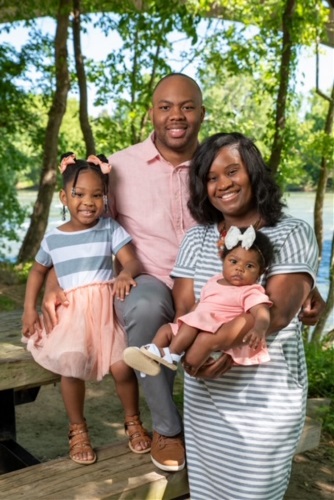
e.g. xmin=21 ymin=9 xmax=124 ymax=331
xmin=161 ymin=347 xmax=183 ymax=364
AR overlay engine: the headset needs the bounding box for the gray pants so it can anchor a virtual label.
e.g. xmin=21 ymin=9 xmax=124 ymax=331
xmin=114 ymin=274 xmax=183 ymax=437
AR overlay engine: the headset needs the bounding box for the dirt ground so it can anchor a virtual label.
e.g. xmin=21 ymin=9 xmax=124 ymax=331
xmin=1 ymin=279 xmax=334 ymax=499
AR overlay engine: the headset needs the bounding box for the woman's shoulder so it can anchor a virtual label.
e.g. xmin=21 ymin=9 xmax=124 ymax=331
xmin=185 ymin=223 xmax=217 ymax=239
xmin=180 ymin=223 xmax=219 ymax=252
xmin=263 ymin=215 xmax=314 ymax=238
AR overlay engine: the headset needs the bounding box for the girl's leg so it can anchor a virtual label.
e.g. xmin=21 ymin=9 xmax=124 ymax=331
xmin=124 ymin=323 xmax=199 ymax=373
xmin=184 ymin=314 xmax=255 ymax=369
xmin=61 ymin=376 xmax=85 ymax=423
xmin=61 ymin=376 xmax=96 ymax=464
xmin=110 ymin=360 xmax=151 ymax=453
xmin=152 ymin=324 xmax=174 ymax=348
xmin=153 ymin=323 xmax=198 ymax=356
xmin=168 ymin=324 xmax=199 ymax=355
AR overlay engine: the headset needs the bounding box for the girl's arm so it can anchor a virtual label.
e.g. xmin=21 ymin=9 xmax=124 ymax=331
xmin=22 ymin=262 xmax=50 ymax=337
xmin=242 ymin=304 xmax=271 ymax=349
xmin=113 ymin=243 xmax=143 ymax=301
xmin=41 ymin=267 xmax=69 ymax=333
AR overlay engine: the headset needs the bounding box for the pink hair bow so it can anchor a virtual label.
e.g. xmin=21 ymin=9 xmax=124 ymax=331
xmin=59 ymin=153 xmax=76 ymax=173
xmin=224 ymin=225 xmax=256 ymax=250
xmin=87 ymin=155 xmax=112 ymax=174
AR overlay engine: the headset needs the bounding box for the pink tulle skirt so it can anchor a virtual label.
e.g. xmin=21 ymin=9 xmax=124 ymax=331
xmin=23 ymin=281 xmax=127 ymax=381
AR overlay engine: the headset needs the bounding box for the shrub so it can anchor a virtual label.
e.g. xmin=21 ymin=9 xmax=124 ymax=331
xmin=305 ymin=341 xmax=334 ymax=436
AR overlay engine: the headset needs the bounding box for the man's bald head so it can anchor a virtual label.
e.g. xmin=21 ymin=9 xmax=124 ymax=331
xmin=152 ymin=73 xmax=203 ymax=105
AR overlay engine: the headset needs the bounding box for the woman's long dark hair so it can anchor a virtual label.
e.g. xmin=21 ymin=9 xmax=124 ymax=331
xmin=188 ymin=132 xmax=285 ymax=226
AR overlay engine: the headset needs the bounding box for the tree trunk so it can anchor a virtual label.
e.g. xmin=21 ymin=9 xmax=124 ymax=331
xmin=17 ymin=0 xmax=71 ymax=263
xmin=311 ymin=231 xmax=334 ymax=342
xmin=314 ymin=81 xmax=334 ymax=256
xmin=268 ymin=0 xmax=296 ymax=174
xmin=72 ymin=0 xmax=96 ymax=156
xmin=311 ymin=80 xmax=334 ymax=342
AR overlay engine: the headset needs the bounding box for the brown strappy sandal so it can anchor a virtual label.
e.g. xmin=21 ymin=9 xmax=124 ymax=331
xmin=68 ymin=421 xmax=97 ymax=465
xmin=124 ymin=414 xmax=151 ymax=454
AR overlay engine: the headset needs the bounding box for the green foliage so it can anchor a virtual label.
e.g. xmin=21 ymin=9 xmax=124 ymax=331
xmin=305 ymin=341 xmax=334 ymax=399
xmin=0 ymin=1 xmax=331 ymax=260
xmin=85 ymin=6 xmax=201 ymax=145
xmin=304 ymin=340 xmax=334 ymax=436
xmin=0 ymin=295 xmax=17 ymax=311
xmin=0 ymin=261 xmax=32 ymax=284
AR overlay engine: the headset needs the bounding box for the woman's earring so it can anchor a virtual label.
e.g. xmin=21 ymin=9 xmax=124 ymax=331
xmin=62 ymin=205 xmax=67 ymax=221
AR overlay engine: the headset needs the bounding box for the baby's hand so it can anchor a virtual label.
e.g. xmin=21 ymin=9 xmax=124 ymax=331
xmin=22 ymin=309 xmax=42 ymax=338
xmin=113 ymin=271 xmax=137 ymax=301
xmin=242 ymin=329 xmax=266 ymax=350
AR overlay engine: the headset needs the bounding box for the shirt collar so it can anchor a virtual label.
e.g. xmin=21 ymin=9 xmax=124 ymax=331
xmin=143 ymin=132 xmax=191 ymax=167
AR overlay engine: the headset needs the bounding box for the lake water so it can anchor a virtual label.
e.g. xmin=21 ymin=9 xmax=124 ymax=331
xmin=4 ymin=190 xmax=334 ymax=330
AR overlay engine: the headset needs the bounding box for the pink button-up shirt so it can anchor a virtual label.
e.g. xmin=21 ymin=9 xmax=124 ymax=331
xmin=109 ymin=134 xmax=197 ymax=288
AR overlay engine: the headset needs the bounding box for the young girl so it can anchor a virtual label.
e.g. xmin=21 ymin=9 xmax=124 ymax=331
xmin=22 ymin=152 xmax=151 ymax=465
xmin=123 ymin=226 xmax=274 ymax=376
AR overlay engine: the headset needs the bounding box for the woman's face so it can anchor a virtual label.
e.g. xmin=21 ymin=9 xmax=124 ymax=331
xmin=206 ymin=145 xmax=254 ymax=219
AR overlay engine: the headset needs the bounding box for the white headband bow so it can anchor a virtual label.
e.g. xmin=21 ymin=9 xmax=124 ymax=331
xmin=224 ymin=225 xmax=256 ymax=250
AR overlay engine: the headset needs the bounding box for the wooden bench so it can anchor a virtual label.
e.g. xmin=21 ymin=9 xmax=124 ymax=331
xmin=0 ymin=440 xmax=189 ymax=500
xmin=0 ymin=415 xmax=322 ymax=500
xmin=0 ymin=340 xmax=60 ymax=471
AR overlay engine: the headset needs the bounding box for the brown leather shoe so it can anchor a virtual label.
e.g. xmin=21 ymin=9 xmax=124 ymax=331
xmin=150 ymin=431 xmax=185 ymax=471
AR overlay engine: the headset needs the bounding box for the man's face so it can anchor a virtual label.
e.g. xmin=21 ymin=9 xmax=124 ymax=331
xmin=149 ymin=76 xmax=205 ymax=158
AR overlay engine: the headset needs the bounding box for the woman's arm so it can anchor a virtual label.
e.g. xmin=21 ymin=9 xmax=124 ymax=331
xmin=265 ymin=272 xmax=313 ymax=333
xmin=299 ymin=287 xmax=326 ymax=326
xmin=172 ymin=277 xmax=196 ymax=321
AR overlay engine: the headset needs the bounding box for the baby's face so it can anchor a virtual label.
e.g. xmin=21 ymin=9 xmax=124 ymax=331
xmin=223 ymin=247 xmax=262 ymax=286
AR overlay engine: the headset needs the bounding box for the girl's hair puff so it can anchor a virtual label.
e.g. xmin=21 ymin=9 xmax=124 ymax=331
xmin=60 ymin=152 xmax=109 ymax=194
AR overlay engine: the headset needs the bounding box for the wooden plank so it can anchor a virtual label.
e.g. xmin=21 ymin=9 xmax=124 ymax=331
xmin=0 ymin=342 xmax=59 ymax=391
xmin=295 ymin=416 xmax=322 ymax=455
xmin=0 ymin=441 xmax=189 ymax=500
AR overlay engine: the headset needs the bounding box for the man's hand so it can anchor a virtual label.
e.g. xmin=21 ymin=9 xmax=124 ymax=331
xmin=298 ymin=287 xmax=326 ymax=326
xmin=183 ymin=353 xmax=233 ymax=379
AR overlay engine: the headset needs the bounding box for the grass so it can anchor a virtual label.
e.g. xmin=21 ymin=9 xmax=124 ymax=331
xmin=0 ymin=295 xmax=17 ymax=311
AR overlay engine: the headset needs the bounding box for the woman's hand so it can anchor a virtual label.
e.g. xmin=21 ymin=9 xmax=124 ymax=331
xmin=298 ymin=287 xmax=326 ymax=326
xmin=183 ymin=353 xmax=233 ymax=379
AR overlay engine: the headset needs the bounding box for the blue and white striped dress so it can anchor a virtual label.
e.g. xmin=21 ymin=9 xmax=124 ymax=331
xmin=172 ymin=216 xmax=318 ymax=500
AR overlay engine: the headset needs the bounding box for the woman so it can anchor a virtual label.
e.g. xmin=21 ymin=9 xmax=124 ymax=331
xmin=171 ymin=132 xmax=319 ymax=500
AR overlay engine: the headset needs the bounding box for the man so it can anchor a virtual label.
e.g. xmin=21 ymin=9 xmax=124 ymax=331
xmin=108 ymin=74 xmax=205 ymax=472
xmin=43 ymin=73 xmax=324 ymax=472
